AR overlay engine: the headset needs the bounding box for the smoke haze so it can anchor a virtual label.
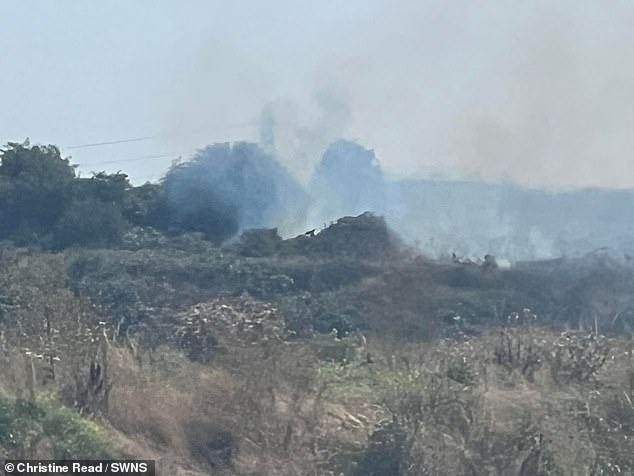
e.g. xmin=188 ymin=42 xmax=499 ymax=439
xmin=124 ymin=1 xmax=634 ymax=258
xmin=150 ymin=2 xmax=634 ymax=190
xmin=3 ymin=1 xmax=634 ymax=258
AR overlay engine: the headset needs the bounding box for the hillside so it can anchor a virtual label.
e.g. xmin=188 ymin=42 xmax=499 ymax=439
xmin=1 ymin=211 xmax=634 ymax=474
xmin=5 ymin=2 xmax=634 ymax=474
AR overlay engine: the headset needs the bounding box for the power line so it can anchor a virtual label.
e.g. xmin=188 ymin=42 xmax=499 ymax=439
xmin=65 ymin=120 xmax=259 ymax=150
xmin=66 ymin=135 xmax=160 ymax=150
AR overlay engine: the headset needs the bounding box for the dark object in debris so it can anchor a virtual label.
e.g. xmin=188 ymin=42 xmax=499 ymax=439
xmin=284 ymin=212 xmax=398 ymax=259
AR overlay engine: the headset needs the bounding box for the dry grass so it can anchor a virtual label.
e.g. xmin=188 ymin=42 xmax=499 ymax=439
xmin=3 ymin=247 xmax=634 ymax=474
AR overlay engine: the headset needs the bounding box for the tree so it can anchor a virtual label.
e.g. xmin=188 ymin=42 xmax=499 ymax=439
xmin=0 ymin=141 xmax=75 ymax=241
xmin=51 ymin=172 xmax=131 ymax=249
xmin=122 ymin=182 xmax=164 ymax=228
xmin=70 ymin=171 xmax=129 ymax=206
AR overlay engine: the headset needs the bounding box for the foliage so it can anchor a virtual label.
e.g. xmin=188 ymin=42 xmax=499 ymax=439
xmin=312 ymin=333 xmax=362 ymax=364
xmin=446 ymin=361 xmax=475 ymax=385
xmin=0 ymin=397 xmax=113 ymax=459
xmin=0 ymin=141 xmax=75 ymax=241
xmin=0 ymin=399 xmax=44 ymax=448
xmin=53 ymin=198 xmax=127 ymax=249
xmin=550 ymin=331 xmax=610 ymax=384
xmin=236 ymin=228 xmax=282 ymax=257
xmin=282 ymin=212 xmax=396 ymax=259
xmin=493 ymin=311 xmax=545 ymax=382
xmin=0 ymin=143 xmax=159 ymax=249
xmin=584 ymin=396 xmax=634 ymax=474
xmin=353 ymin=420 xmax=407 ymax=476
xmin=122 ymin=182 xmax=164 ymax=228
xmin=52 ymin=172 xmax=132 ymax=249
xmin=175 ymin=312 xmax=219 ymax=364
xmin=70 ymin=172 xmax=129 ymax=205
xmin=40 ymin=401 xmax=113 ymax=459
xmin=3 ymin=150 xmax=634 ymax=474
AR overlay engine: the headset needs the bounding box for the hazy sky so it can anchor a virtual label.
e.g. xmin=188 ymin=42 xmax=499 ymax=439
xmin=1 ymin=1 xmax=633 ymax=188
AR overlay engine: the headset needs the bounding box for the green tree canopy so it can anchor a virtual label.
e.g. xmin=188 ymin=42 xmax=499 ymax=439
xmin=0 ymin=141 xmax=75 ymax=241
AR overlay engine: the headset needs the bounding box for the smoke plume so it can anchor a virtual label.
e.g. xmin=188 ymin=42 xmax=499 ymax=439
xmin=162 ymin=142 xmax=306 ymax=240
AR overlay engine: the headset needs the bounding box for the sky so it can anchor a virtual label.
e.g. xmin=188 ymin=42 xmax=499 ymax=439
xmin=1 ymin=1 xmax=634 ymax=188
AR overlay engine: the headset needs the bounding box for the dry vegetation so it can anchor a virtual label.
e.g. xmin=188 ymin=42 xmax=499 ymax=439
xmin=2 ymin=218 xmax=634 ymax=475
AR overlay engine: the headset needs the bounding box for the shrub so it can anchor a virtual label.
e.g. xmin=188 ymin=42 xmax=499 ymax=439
xmin=41 ymin=402 xmax=113 ymax=459
xmin=493 ymin=312 xmax=544 ymax=382
xmin=236 ymin=228 xmax=282 ymax=257
xmin=0 ymin=141 xmax=75 ymax=241
xmin=0 ymin=399 xmax=44 ymax=449
xmin=53 ymin=199 xmax=127 ymax=249
xmin=70 ymin=172 xmax=129 ymax=206
xmin=446 ymin=361 xmax=475 ymax=385
xmin=123 ymin=182 xmax=164 ymax=228
xmin=313 ymin=333 xmax=361 ymax=364
xmin=550 ymin=331 xmax=610 ymax=384
xmin=0 ymin=397 xmax=113 ymax=459
xmin=353 ymin=421 xmax=407 ymax=476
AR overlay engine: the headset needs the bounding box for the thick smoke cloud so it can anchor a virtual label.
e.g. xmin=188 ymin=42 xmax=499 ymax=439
xmin=152 ymin=2 xmax=634 ymax=190
xmin=159 ymin=135 xmax=634 ymax=261
xmin=304 ymin=139 xmax=634 ymax=261
xmin=162 ymin=142 xmax=306 ymax=240
xmin=258 ymin=86 xmax=352 ymax=185
xmin=154 ymin=1 xmax=634 ymax=258
xmin=308 ymin=140 xmax=386 ymax=225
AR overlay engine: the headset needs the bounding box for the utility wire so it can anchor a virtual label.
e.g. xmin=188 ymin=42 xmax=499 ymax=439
xmin=66 ymin=135 xmax=160 ymax=150
xmin=65 ymin=120 xmax=259 ymax=150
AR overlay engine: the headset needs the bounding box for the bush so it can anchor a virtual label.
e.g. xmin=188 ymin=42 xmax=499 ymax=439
xmin=353 ymin=421 xmax=407 ymax=476
xmin=123 ymin=182 xmax=164 ymax=228
xmin=0 ymin=399 xmax=44 ymax=448
xmin=70 ymin=172 xmax=129 ymax=206
xmin=0 ymin=144 xmax=154 ymax=249
xmin=309 ymin=259 xmax=371 ymax=292
xmin=53 ymin=199 xmax=127 ymax=249
xmin=446 ymin=361 xmax=475 ymax=385
xmin=313 ymin=333 xmax=361 ymax=364
xmin=282 ymin=213 xmax=396 ymax=260
xmin=236 ymin=228 xmax=282 ymax=257
xmin=0 ymin=397 xmax=113 ymax=459
xmin=41 ymin=402 xmax=113 ymax=459
xmin=493 ymin=313 xmax=544 ymax=382
xmin=0 ymin=141 xmax=75 ymax=241
xmin=550 ymin=331 xmax=610 ymax=384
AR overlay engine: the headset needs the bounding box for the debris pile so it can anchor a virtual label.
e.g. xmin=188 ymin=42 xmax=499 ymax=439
xmin=284 ymin=212 xmax=397 ymax=259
